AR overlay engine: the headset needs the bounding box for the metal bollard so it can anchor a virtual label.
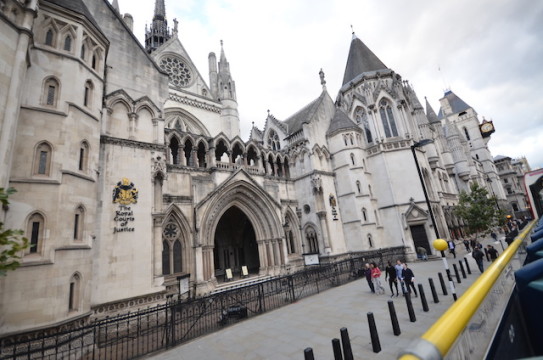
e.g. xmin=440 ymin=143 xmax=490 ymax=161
xmin=452 ymin=263 xmax=461 ymax=284
xmin=304 ymin=348 xmax=315 ymax=360
xmin=459 ymin=260 xmax=467 ymax=279
xmin=438 ymin=272 xmax=447 ymax=295
xmin=428 ymin=278 xmax=439 ymax=303
xmin=387 ymin=300 xmax=401 ymax=336
xmin=367 ymin=312 xmax=382 ymax=353
xmin=340 ymin=327 xmax=354 ymax=360
xmin=332 ymin=338 xmax=343 ymax=360
xmin=464 ymin=257 xmax=471 ymax=274
xmin=417 ymin=284 xmax=429 ymax=312
xmin=405 ymin=292 xmax=417 ymax=322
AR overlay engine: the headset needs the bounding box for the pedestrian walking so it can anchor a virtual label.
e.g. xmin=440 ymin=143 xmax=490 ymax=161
xmin=370 ymin=262 xmax=385 ymax=295
xmin=364 ymin=263 xmax=375 ymax=293
xmin=385 ymin=261 xmax=399 ymax=297
xmin=491 ymin=232 xmax=498 ymax=241
xmin=401 ymin=263 xmax=417 ymax=297
xmin=472 ymin=246 xmax=485 ymax=273
xmin=470 ymin=238 xmax=477 ymax=251
xmin=448 ymin=240 xmax=456 ymax=259
xmin=484 ymin=245 xmax=490 ymax=261
xmin=487 ymin=245 xmax=499 ymax=262
xmin=463 ymin=239 xmax=470 ymax=252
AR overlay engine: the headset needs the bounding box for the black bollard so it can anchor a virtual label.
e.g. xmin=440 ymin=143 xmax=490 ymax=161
xmin=459 ymin=261 xmax=467 ymax=279
xmin=304 ymin=348 xmax=315 ymax=360
xmin=418 ymin=284 xmax=429 ymax=312
xmin=452 ymin=264 xmax=461 ymax=284
xmin=332 ymin=338 xmax=343 ymax=360
xmin=405 ymin=292 xmax=417 ymax=322
xmin=464 ymin=257 xmax=472 ymax=274
xmin=428 ymin=278 xmax=439 ymax=303
xmin=340 ymin=327 xmax=354 ymax=360
xmin=438 ymin=272 xmax=448 ymax=295
xmin=367 ymin=312 xmax=382 ymax=353
xmin=387 ymin=300 xmax=401 ymax=336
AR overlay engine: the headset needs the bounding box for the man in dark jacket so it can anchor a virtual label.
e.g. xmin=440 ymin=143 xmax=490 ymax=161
xmin=472 ymin=246 xmax=485 ymax=273
xmin=364 ymin=263 xmax=375 ymax=293
xmin=401 ymin=263 xmax=417 ymax=297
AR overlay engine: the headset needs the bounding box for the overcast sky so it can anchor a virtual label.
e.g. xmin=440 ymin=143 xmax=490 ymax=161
xmin=118 ymin=0 xmax=543 ymax=170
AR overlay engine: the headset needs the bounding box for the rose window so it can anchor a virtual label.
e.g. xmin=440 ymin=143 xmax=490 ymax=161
xmin=159 ymin=56 xmax=192 ymax=88
xmin=163 ymin=222 xmax=179 ymax=241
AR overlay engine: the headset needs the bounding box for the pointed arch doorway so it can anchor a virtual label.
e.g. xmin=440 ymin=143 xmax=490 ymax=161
xmin=213 ymin=206 xmax=260 ymax=281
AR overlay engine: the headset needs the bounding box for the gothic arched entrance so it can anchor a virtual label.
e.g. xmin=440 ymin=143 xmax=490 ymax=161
xmin=213 ymin=206 xmax=260 ymax=280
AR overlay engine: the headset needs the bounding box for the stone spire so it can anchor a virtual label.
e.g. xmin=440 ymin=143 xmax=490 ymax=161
xmin=145 ymin=0 xmax=171 ymax=53
xmin=217 ymin=40 xmax=235 ymax=100
xmin=425 ymin=97 xmax=440 ymax=124
xmin=342 ymin=32 xmax=388 ymax=86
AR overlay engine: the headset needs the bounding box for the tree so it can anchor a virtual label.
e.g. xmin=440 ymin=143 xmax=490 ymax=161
xmin=0 ymin=188 xmax=29 ymax=276
xmin=454 ymin=183 xmax=505 ymax=240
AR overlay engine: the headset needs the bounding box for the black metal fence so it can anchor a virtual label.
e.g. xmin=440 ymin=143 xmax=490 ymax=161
xmin=0 ymin=247 xmax=406 ymax=360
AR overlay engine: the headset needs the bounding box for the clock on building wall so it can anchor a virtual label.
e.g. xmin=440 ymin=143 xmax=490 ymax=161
xmin=480 ymin=120 xmax=495 ymax=138
xmin=159 ymin=56 xmax=193 ymax=88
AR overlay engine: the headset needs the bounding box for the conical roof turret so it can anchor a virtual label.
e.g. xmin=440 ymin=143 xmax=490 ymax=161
xmin=342 ymin=33 xmax=388 ymax=86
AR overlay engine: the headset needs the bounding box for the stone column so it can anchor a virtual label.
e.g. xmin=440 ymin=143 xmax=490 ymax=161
xmin=152 ymin=118 xmax=158 ymax=143
xmin=179 ymin=145 xmax=186 ymax=166
xmin=257 ymin=240 xmax=267 ymax=275
xmin=317 ymin=211 xmax=331 ymax=253
xmin=152 ymin=215 xmax=164 ymax=286
xmin=209 ymin=147 xmax=216 ymax=167
xmin=128 ymin=112 xmax=138 ymax=140
xmin=273 ymin=239 xmax=281 ymax=272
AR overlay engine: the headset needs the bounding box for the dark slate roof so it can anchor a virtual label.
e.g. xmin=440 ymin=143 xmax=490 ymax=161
xmin=44 ymin=0 xmax=101 ymax=32
xmin=326 ymin=108 xmax=358 ymax=136
xmin=342 ymin=35 xmax=388 ymax=86
xmin=437 ymin=90 xmax=472 ymax=119
xmin=425 ymin=97 xmax=440 ymax=123
xmin=284 ymin=91 xmax=328 ymax=135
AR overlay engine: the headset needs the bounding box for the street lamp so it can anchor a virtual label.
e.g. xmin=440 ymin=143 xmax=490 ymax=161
xmin=411 ymin=139 xmax=440 ymax=239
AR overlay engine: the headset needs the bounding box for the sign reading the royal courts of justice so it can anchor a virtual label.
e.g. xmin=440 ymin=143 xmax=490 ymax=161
xmin=112 ymin=178 xmax=138 ymax=233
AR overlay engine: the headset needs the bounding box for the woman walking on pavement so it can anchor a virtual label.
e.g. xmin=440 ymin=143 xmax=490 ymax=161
xmin=385 ymin=261 xmax=399 ymax=297
xmin=402 ymin=263 xmax=417 ymax=297
xmin=448 ymin=239 xmax=456 ymax=259
xmin=370 ymin=262 xmax=385 ymax=295
xmin=364 ymin=263 xmax=375 ymax=293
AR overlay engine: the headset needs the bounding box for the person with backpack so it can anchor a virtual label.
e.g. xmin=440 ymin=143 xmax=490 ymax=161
xmin=472 ymin=245 xmax=485 ymax=273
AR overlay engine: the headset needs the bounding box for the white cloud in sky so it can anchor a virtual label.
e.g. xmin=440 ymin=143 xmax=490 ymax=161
xmin=119 ymin=0 xmax=543 ymax=169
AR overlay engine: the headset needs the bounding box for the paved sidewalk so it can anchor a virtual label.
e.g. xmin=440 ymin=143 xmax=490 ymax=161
xmin=147 ymin=237 xmax=504 ymax=360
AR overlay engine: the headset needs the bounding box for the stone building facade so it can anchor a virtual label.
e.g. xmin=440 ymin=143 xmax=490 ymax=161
xmin=0 ymin=0 xmax=506 ymax=335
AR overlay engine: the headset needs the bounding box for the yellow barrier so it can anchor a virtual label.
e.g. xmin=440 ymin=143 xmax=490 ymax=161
xmin=398 ymin=221 xmax=537 ymax=360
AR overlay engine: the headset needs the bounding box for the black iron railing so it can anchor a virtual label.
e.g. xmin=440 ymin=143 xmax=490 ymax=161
xmin=0 ymin=247 xmax=406 ymax=359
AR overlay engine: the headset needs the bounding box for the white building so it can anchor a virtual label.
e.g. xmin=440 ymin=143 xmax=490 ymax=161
xmin=0 ymin=0 xmax=506 ymax=335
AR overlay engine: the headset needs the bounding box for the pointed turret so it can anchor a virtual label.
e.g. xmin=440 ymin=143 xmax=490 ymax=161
xmin=425 ymin=97 xmax=440 ymax=124
xmin=342 ymin=33 xmax=388 ymax=86
xmin=217 ymin=40 xmax=236 ymax=101
xmin=145 ymin=0 xmax=171 ymax=53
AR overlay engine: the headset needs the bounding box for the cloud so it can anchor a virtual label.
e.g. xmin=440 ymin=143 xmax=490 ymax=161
xmin=121 ymin=0 xmax=543 ymax=169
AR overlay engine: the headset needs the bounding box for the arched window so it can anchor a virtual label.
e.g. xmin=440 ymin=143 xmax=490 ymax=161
xmin=73 ymin=206 xmax=84 ymax=241
xmin=162 ymin=240 xmax=170 ymax=275
xmin=267 ymin=129 xmax=280 ymax=151
xmin=374 ymin=210 xmax=380 ymax=225
xmin=79 ymin=141 xmax=89 ymax=171
xmin=162 ymin=221 xmax=183 ymax=275
xmin=283 ymin=158 xmax=290 ymax=179
xmin=512 ymin=203 xmax=519 ymax=212
xmin=80 ymin=44 xmax=86 ymax=60
xmin=34 ymin=142 xmax=52 ymax=175
xmin=153 ymin=173 xmax=164 ymax=211
xmin=63 ymin=35 xmax=72 ymax=51
xmin=84 ymin=80 xmax=93 ymax=107
xmin=27 ymin=212 xmax=45 ymax=254
xmin=379 ymin=99 xmax=398 ymax=138
xmin=92 ymin=54 xmax=97 ymax=70
xmin=356 ymin=181 xmax=361 ymax=194
xmin=463 ymin=127 xmax=471 ymax=141
xmin=350 ymin=153 xmax=355 ymax=165
xmin=362 ymin=208 xmax=368 ymax=222
xmin=305 ymin=227 xmax=319 ymax=254
xmin=197 ymin=142 xmax=207 ymax=168
xmin=368 ymin=185 xmax=373 ymax=198
xmin=356 ymin=107 xmax=373 ymax=143
xmin=45 ymin=28 xmax=55 ymax=46
xmin=288 ymin=230 xmax=295 ymax=254
xmin=184 ymin=138 xmax=194 ymax=166
xmin=169 ymin=137 xmax=180 ymax=164
xmin=68 ymin=273 xmax=81 ymax=311
xmin=368 ymin=234 xmax=373 ymax=248
xmin=43 ymin=77 xmax=59 ymax=106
